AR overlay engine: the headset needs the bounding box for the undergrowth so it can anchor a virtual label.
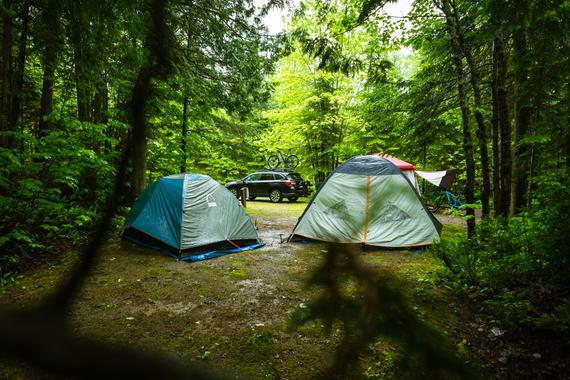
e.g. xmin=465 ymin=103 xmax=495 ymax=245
xmin=430 ymin=173 xmax=570 ymax=336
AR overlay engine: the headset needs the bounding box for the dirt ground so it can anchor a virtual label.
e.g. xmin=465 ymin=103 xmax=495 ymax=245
xmin=0 ymin=200 xmax=487 ymax=379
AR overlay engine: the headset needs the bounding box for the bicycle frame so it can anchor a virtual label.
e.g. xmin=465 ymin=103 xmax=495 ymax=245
xmin=276 ymin=149 xmax=287 ymax=163
xmin=267 ymin=149 xmax=299 ymax=169
xmin=443 ymin=190 xmax=463 ymax=209
xmin=430 ymin=189 xmax=463 ymax=213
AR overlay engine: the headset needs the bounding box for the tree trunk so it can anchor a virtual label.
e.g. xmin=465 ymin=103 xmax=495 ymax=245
xmin=68 ymin=0 xmax=90 ymax=122
xmin=93 ymin=74 xmax=108 ymax=125
xmin=38 ymin=31 xmax=58 ymax=135
xmin=511 ymin=33 xmax=532 ymax=215
xmin=567 ymin=69 xmax=570 ymax=170
xmin=1 ymin=0 xmax=14 ymax=149
xmin=92 ymin=72 xmax=108 ymax=156
xmin=131 ymin=68 xmax=151 ymax=201
xmin=494 ymin=28 xmax=512 ymax=217
xmin=180 ymin=95 xmax=189 ymax=173
xmin=37 ymin=0 xmax=61 ymax=136
xmin=440 ymin=0 xmax=476 ymax=237
xmin=9 ymin=0 xmax=30 ymax=139
xmin=491 ymin=45 xmax=501 ymax=215
xmin=452 ymin=0 xmax=490 ymax=217
xmin=38 ymin=62 xmax=55 ymax=136
xmin=130 ymin=0 xmax=171 ymax=200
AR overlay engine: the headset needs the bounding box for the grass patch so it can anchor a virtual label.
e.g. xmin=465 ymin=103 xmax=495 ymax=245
xmin=245 ymin=199 xmax=309 ymax=217
xmin=441 ymin=223 xmax=465 ymax=237
xmin=226 ymin=268 xmax=247 ymax=280
xmin=231 ymin=326 xmax=280 ymax=378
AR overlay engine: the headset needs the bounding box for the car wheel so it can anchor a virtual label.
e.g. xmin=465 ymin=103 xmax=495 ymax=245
xmin=269 ymin=189 xmax=282 ymax=203
xmin=288 ymin=196 xmax=298 ymax=202
xmin=229 ymin=187 xmax=238 ymax=198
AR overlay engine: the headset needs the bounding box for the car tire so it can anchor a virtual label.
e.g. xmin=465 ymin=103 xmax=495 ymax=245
xmin=269 ymin=189 xmax=282 ymax=203
xmin=288 ymin=196 xmax=298 ymax=202
xmin=229 ymin=187 xmax=238 ymax=198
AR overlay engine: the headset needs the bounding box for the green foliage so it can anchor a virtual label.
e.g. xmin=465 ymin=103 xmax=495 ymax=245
xmin=0 ymin=0 xmax=276 ymax=275
xmin=0 ymin=120 xmax=113 ymax=272
xmin=262 ymin=44 xmax=360 ymax=186
xmin=431 ymin=174 xmax=570 ymax=334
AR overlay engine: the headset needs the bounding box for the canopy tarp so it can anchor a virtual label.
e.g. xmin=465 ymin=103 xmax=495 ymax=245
xmin=416 ymin=169 xmax=457 ymax=189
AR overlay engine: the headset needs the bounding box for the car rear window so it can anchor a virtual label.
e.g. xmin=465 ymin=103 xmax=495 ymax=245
xmin=287 ymin=173 xmax=301 ymax=180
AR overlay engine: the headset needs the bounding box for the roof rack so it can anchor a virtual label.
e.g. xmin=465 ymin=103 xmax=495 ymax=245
xmin=258 ymin=168 xmax=292 ymax=172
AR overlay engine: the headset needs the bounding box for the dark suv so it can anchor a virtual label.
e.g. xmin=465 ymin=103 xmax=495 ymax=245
xmin=225 ymin=170 xmax=311 ymax=203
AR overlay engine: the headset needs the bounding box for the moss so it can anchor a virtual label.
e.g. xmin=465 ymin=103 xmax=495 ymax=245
xmin=227 ymin=268 xmax=248 ymax=279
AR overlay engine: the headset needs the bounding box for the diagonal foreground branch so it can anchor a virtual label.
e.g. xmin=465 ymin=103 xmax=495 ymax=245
xmin=0 ymin=1 xmax=223 ymax=379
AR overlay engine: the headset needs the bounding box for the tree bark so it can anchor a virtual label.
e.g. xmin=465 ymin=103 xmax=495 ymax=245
xmin=131 ymin=67 xmax=151 ymax=201
xmin=491 ymin=43 xmax=501 ymax=215
xmin=511 ymin=33 xmax=532 ymax=215
xmin=440 ymin=0 xmax=476 ymax=237
xmin=1 ymin=0 xmax=14 ymax=149
xmin=565 ymin=39 xmax=570 ymax=171
xmin=38 ymin=1 xmax=60 ymax=137
xmin=9 ymin=0 xmax=30 ymax=140
xmin=93 ymin=74 xmax=108 ymax=125
xmin=68 ymin=0 xmax=90 ymax=122
xmin=130 ymin=0 xmax=172 ymax=201
xmin=180 ymin=28 xmax=191 ymax=173
xmin=92 ymin=72 xmax=108 ymax=156
xmin=180 ymin=95 xmax=189 ymax=173
xmin=451 ymin=0 xmax=490 ymax=217
xmin=494 ymin=28 xmax=512 ymax=217
xmin=38 ymin=62 xmax=55 ymax=136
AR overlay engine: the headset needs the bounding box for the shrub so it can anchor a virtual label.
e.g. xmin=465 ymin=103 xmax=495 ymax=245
xmin=429 ymin=174 xmax=570 ymax=334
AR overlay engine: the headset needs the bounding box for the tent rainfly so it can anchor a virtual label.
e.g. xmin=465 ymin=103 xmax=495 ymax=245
xmin=379 ymin=153 xmax=419 ymax=192
xmin=123 ymin=173 xmax=263 ymax=261
xmin=289 ymin=155 xmax=442 ymax=248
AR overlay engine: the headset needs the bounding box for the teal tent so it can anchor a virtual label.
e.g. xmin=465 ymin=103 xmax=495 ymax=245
xmin=123 ymin=173 xmax=263 ymax=261
xmin=289 ymin=155 xmax=441 ymax=248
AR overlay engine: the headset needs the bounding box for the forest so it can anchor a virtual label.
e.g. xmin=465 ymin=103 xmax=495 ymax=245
xmin=0 ymin=0 xmax=569 ymax=379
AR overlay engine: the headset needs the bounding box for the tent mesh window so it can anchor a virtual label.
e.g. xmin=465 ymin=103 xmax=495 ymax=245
xmin=378 ymin=202 xmax=412 ymax=223
xmin=324 ymin=200 xmax=349 ymax=218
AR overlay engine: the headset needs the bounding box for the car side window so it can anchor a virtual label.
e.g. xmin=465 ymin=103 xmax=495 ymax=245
xmin=260 ymin=173 xmax=274 ymax=181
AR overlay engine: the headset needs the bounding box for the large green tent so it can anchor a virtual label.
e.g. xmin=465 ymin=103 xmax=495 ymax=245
xmin=123 ymin=173 xmax=262 ymax=261
xmin=289 ymin=155 xmax=441 ymax=247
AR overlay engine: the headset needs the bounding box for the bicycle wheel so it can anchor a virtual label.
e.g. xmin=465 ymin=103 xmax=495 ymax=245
xmin=285 ymin=154 xmax=299 ymax=169
xmin=266 ymin=154 xmax=280 ymax=169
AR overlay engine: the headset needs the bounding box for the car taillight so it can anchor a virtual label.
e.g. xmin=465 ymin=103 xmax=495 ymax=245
xmin=285 ymin=180 xmax=294 ymax=187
